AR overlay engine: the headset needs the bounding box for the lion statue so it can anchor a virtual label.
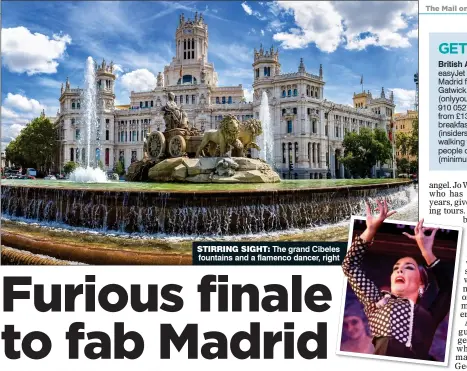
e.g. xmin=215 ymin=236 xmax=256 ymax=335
xmin=231 ymin=118 xmax=263 ymax=157
xmin=195 ymin=114 xmax=243 ymax=157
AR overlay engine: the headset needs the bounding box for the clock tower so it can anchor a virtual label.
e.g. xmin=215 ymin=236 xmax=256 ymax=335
xmin=175 ymin=12 xmax=208 ymax=65
xmin=164 ymin=12 xmax=217 ymax=87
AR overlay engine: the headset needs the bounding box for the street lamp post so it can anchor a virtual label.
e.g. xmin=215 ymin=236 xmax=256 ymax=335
xmin=323 ymin=99 xmax=336 ymax=179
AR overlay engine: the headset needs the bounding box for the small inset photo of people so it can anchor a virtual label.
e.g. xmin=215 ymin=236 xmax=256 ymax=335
xmin=337 ymin=200 xmax=462 ymax=366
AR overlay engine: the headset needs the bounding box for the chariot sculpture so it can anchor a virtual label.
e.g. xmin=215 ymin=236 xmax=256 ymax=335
xmin=144 ymin=92 xmax=263 ymax=160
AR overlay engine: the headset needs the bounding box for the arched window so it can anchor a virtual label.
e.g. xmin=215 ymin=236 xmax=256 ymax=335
xmin=177 ymin=75 xmax=197 ymax=85
xmin=72 ymin=100 xmax=76 ymax=109
xmin=282 ymin=143 xmax=286 ymax=163
xmin=282 ymin=90 xmax=286 ymax=97
xmin=293 ymin=89 xmax=298 ymax=96
xmin=294 ymin=142 xmax=299 ymax=163
xmin=308 ymin=142 xmax=311 ymax=160
xmin=317 ymin=144 xmax=321 ymax=165
xmin=288 ymin=89 xmax=292 ymax=97
xmin=228 ymin=96 xmax=232 ymax=104
xmin=288 ymin=142 xmax=293 ymax=165
xmin=216 ymin=97 xmax=220 ymax=104
xmin=287 ymin=120 xmax=292 ymax=133
xmin=222 ymin=97 xmax=226 ymax=104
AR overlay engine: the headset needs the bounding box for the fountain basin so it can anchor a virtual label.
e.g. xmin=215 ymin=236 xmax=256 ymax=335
xmin=2 ymin=179 xmax=413 ymax=236
xmin=142 ymin=157 xmax=280 ymax=183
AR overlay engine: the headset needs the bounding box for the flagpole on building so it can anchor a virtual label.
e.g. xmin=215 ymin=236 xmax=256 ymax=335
xmin=361 ymin=75 xmax=363 ymax=93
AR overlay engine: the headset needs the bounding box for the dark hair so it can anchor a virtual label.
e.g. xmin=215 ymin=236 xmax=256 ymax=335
xmin=411 ymin=256 xmax=429 ymax=288
xmin=418 ymin=264 xmax=429 ymax=288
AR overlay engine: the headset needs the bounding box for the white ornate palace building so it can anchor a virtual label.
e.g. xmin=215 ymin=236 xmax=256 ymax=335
xmin=56 ymin=12 xmax=395 ymax=179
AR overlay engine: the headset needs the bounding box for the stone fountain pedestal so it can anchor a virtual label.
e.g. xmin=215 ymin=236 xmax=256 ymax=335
xmin=129 ymin=157 xmax=280 ymax=183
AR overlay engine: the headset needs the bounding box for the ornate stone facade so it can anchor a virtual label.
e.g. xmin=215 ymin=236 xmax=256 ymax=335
xmin=55 ymin=12 xmax=395 ymax=179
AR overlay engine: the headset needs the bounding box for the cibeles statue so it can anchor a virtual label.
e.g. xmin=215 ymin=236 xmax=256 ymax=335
xmin=162 ymin=92 xmax=189 ymax=130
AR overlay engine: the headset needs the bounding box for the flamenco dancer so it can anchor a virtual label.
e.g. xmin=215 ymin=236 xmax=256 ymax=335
xmin=342 ymin=200 xmax=452 ymax=359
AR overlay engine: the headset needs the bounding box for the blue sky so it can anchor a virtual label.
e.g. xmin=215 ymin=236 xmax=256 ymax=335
xmin=1 ymin=1 xmax=418 ymax=150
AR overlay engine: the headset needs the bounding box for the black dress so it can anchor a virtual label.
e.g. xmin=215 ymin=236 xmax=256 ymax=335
xmin=342 ymin=235 xmax=452 ymax=360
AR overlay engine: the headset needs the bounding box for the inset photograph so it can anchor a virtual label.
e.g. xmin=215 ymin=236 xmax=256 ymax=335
xmin=337 ymin=203 xmax=461 ymax=365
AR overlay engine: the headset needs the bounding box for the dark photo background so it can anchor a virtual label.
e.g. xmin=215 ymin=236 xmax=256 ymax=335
xmin=341 ymin=218 xmax=459 ymax=361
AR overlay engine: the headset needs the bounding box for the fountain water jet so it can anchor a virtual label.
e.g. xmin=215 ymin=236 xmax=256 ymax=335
xmin=259 ymin=91 xmax=274 ymax=167
xmin=70 ymin=56 xmax=108 ymax=183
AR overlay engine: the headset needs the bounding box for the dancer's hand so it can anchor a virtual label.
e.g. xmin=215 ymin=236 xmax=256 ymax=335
xmin=361 ymin=199 xmax=396 ymax=242
xmin=403 ymin=218 xmax=438 ymax=265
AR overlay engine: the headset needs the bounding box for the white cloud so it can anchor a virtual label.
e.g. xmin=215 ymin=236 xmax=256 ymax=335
xmin=273 ymin=2 xmax=343 ymax=52
xmin=241 ymin=2 xmax=253 ymax=15
xmin=1 ymin=122 xmax=29 ymax=151
xmin=113 ymin=64 xmax=124 ymax=74
xmin=391 ymin=88 xmax=415 ymax=112
xmin=2 ymin=27 xmax=71 ymax=75
xmin=261 ymin=29 xmax=265 ymax=36
xmin=407 ymin=28 xmax=418 ymax=38
xmin=243 ymin=88 xmax=254 ymax=103
xmin=5 ymin=123 xmax=26 ymax=139
xmin=119 ymin=69 xmax=157 ymax=92
xmin=4 ymin=93 xmax=45 ymax=113
xmin=112 ymin=64 xmax=124 ymax=79
xmin=267 ymin=19 xmax=286 ymax=33
xmin=272 ymin=1 xmax=417 ymax=52
xmin=241 ymin=1 xmax=267 ymax=20
xmin=2 ymin=107 xmax=20 ymax=120
xmin=336 ymin=1 xmax=416 ymax=50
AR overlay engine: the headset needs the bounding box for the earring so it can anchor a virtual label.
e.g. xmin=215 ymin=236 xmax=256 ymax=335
xmin=418 ymin=287 xmax=424 ymax=298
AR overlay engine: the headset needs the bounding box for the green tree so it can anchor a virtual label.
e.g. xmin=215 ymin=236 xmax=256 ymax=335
xmin=409 ymin=118 xmax=419 ymax=158
xmin=340 ymin=127 xmax=392 ymax=178
xmin=5 ymin=138 xmax=28 ymax=167
xmin=63 ymin=161 xmax=78 ymax=175
xmin=98 ymin=160 xmax=104 ymax=170
xmin=396 ymin=132 xmax=410 ymax=159
xmin=5 ymin=116 xmax=58 ymax=171
xmin=396 ymin=158 xmax=410 ymax=174
xmin=409 ymin=160 xmax=418 ymax=174
xmin=115 ymin=161 xmax=125 ymax=176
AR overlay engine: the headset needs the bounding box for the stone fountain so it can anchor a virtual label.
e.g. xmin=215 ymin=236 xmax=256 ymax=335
xmin=126 ymin=92 xmax=280 ymax=183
